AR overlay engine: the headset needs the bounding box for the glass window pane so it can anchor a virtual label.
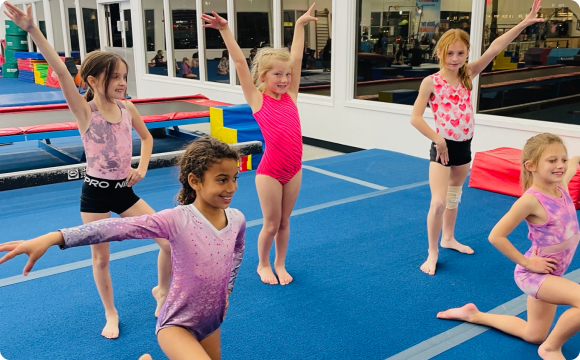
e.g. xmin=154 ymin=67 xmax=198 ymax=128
xmin=235 ymin=0 xmax=272 ymax=86
xmin=282 ymin=2 xmax=332 ymax=97
xmin=477 ymin=1 xmax=580 ymax=126
xmin=170 ymin=0 xmax=198 ymax=80
xmin=82 ymin=8 xmax=100 ymax=53
xmin=142 ymin=2 xmax=167 ymax=76
xmin=202 ymin=0 xmax=228 ymax=83
xmin=354 ymin=0 xmax=472 ymax=105
xmin=124 ymin=10 xmax=133 ymax=48
xmin=67 ymin=7 xmax=80 ymax=51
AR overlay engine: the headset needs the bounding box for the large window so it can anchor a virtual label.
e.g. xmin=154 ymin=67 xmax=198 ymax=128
xmin=477 ymin=1 xmax=580 ymax=125
xmin=170 ymin=0 xmax=198 ymax=80
xmin=203 ymin=0 xmax=228 ymax=83
xmin=354 ymin=0 xmax=472 ymax=105
xmin=68 ymin=8 xmax=80 ymax=51
xmin=142 ymin=1 xmax=167 ymax=77
xmin=283 ymin=1 xmax=332 ymax=97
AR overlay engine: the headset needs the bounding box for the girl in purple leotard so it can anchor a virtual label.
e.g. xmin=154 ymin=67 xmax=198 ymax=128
xmin=438 ymin=133 xmax=580 ymax=360
xmin=0 ymin=137 xmax=246 ymax=360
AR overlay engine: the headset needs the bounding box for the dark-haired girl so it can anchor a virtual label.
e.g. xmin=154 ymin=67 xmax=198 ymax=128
xmin=4 ymin=2 xmax=172 ymax=338
xmin=0 ymin=136 xmax=246 ymax=360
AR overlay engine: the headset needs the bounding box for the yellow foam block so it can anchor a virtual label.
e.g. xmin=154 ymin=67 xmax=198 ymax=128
xmin=210 ymin=107 xmax=237 ymax=144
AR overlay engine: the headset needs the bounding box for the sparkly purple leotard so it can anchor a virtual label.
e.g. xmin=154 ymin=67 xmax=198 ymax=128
xmin=60 ymin=204 xmax=246 ymax=340
xmin=514 ymin=184 xmax=580 ymax=298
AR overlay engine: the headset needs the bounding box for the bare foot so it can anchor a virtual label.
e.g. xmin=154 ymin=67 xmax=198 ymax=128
xmin=257 ymin=265 xmax=278 ymax=285
xmin=139 ymin=355 xmax=153 ymax=360
xmin=274 ymin=264 xmax=293 ymax=286
xmin=420 ymin=251 xmax=438 ymax=275
xmin=437 ymin=303 xmax=479 ymax=322
xmin=152 ymin=286 xmax=167 ymax=318
xmin=101 ymin=311 xmax=119 ymax=339
xmin=441 ymin=238 xmax=474 ymax=254
xmin=538 ymin=344 xmax=566 ymax=360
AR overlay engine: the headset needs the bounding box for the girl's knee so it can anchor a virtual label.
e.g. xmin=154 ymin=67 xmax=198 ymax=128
xmin=279 ymin=218 xmax=290 ymax=231
xmin=92 ymin=255 xmax=110 ymax=270
xmin=522 ymin=327 xmax=549 ymax=344
xmin=262 ymin=220 xmax=281 ymax=236
xmin=429 ymin=200 xmax=446 ymax=215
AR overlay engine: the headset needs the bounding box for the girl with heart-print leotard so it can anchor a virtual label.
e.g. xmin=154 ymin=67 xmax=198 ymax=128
xmin=410 ymin=0 xmax=545 ymax=276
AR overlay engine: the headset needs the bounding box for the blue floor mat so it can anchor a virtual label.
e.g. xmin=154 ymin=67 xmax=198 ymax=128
xmin=305 ymin=148 xmax=430 ymax=188
xmin=1 ymin=149 xmax=579 ymax=359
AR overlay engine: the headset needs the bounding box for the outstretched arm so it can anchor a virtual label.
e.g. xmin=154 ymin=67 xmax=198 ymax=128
xmin=0 ymin=209 xmax=183 ymax=276
xmin=288 ymin=3 xmax=318 ymax=99
xmin=468 ymin=0 xmax=544 ymax=78
xmin=201 ymin=12 xmax=261 ymax=112
xmin=4 ymin=2 xmax=91 ymax=131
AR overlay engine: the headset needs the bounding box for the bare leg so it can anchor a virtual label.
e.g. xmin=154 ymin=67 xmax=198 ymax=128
xmin=157 ymin=326 xmax=215 ymax=360
xmin=121 ymin=199 xmax=172 ymax=318
xmin=138 ymin=355 xmax=152 ymax=360
xmin=440 ymin=163 xmax=474 ymax=254
xmin=82 ymin=212 xmax=120 ymax=339
xmin=536 ymin=277 xmax=580 ymax=360
xmin=255 ymin=175 xmax=283 ymax=285
xmin=422 ymin=162 xmax=450 ymax=275
xmin=274 ymin=170 xmax=302 ymax=285
xmin=437 ymin=298 xmax=555 ymax=343
xmin=200 ymin=328 xmax=221 ymax=360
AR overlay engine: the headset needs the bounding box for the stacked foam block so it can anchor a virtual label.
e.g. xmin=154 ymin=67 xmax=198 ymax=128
xmin=4 ymin=20 xmax=28 ymax=78
xmin=33 ymin=63 xmax=49 ymax=84
xmin=16 ymin=57 xmax=45 ymax=83
xmin=492 ymin=50 xmax=523 ymax=71
xmin=210 ymin=104 xmax=264 ymax=172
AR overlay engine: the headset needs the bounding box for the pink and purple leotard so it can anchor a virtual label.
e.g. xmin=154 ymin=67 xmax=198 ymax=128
xmin=253 ymin=93 xmax=302 ymax=185
xmin=59 ymin=204 xmax=246 ymax=340
xmin=514 ymin=184 xmax=580 ymax=298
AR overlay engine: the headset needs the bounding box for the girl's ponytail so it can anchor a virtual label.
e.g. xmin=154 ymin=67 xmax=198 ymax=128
xmin=459 ymin=63 xmax=472 ymax=91
xmin=84 ymin=87 xmax=94 ymax=102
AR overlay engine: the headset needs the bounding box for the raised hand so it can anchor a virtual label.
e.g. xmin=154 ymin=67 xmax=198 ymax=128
xmin=201 ymin=11 xmax=228 ymax=30
xmin=3 ymin=2 xmax=35 ymax=32
xmin=524 ymin=0 xmax=544 ymax=25
xmin=296 ymin=3 xmax=318 ymax=25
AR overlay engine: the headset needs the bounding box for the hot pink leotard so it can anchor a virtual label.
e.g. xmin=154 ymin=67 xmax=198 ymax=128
xmin=253 ymin=93 xmax=302 ymax=185
xmin=82 ymin=100 xmax=133 ymax=180
xmin=59 ymin=205 xmax=246 ymax=340
xmin=514 ymin=185 xmax=580 ymax=298
xmin=428 ymin=73 xmax=474 ymax=142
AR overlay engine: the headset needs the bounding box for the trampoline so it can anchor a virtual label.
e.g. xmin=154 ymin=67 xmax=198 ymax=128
xmin=0 ymin=94 xmax=228 ymax=144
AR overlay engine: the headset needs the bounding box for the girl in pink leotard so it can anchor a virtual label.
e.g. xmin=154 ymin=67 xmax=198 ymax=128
xmin=202 ymin=4 xmax=318 ymax=286
xmin=438 ymin=133 xmax=580 ymax=360
xmin=0 ymin=137 xmax=246 ymax=360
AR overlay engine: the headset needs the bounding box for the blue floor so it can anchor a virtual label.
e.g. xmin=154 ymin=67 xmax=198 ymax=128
xmin=1 ymin=149 xmax=580 ymax=359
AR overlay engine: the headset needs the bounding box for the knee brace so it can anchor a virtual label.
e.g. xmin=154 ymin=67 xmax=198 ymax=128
xmin=446 ymin=186 xmax=462 ymax=209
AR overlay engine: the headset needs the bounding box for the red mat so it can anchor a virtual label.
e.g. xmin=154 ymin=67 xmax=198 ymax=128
xmin=469 ymin=147 xmax=580 ymax=209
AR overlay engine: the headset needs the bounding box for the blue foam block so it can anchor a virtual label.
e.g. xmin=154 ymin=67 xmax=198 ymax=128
xmin=14 ymin=52 xmax=46 ymax=59
xmin=0 ymin=91 xmax=65 ymax=107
